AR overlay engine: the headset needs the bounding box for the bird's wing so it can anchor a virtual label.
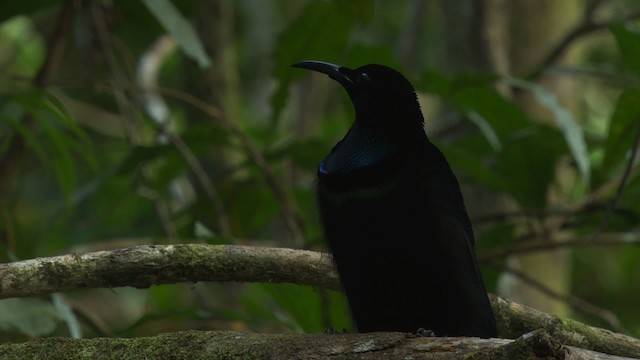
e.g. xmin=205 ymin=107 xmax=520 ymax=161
xmin=424 ymin=145 xmax=476 ymax=247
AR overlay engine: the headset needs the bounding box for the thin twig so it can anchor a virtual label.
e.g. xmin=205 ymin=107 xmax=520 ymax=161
xmin=596 ymin=121 xmax=640 ymax=233
xmin=62 ymin=295 xmax=111 ymax=337
xmin=96 ymin=82 xmax=306 ymax=242
xmin=168 ymin=133 xmax=232 ymax=236
xmin=135 ymin=187 xmax=178 ymax=238
xmin=90 ymin=1 xmax=139 ymax=142
xmin=472 ymin=201 xmax=603 ymax=224
xmin=479 ymin=232 xmax=640 ymax=260
xmin=584 ymin=0 xmax=608 ymax=20
xmin=93 ymin=5 xmax=188 ymax=240
xmin=528 ymin=6 xmax=640 ymax=81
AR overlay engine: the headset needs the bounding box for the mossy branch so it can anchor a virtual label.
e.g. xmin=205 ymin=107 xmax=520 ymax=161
xmin=0 ymin=329 xmax=628 ymax=360
xmin=1 ymin=244 xmax=639 ymax=357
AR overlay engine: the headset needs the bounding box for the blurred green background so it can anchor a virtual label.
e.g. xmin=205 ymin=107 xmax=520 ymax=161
xmin=0 ymin=0 xmax=639 ymax=340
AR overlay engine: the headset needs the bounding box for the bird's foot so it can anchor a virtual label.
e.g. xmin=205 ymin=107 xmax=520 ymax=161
xmin=324 ymin=327 xmax=347 ymax=334
xmin=416 ymin=327 xmax=436 ymax=337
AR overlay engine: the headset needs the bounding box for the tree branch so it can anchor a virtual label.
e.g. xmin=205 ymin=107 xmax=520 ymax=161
xmin=527 ymin=5 xmax=640 ymax=81
xmin=1 ymin=245 xmax=639 ymax=357
xmin=489 ymin=263 xmax=626 ymax=334
xmin=596 ymin=120 xmax=640 ymax=233
xmin=0 ymin=328 xmax=632 ymax=359
xmin=478 ymin=232 xmax=640 ymax=260
xmin=0 ymin=244 xmax=339 ymax=299
xmin=491 ymin=295 xmax=640 ymax=358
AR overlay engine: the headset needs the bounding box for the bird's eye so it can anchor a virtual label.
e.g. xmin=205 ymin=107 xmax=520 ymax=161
xmin=358 ymin=73 xmax=371 ymax=82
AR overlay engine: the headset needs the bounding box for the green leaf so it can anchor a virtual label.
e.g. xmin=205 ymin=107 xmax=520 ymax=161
xmin=40 ymin=91 xmax=98 ymax=171
xmin=508 ymin=78 xmax=590 ymax=185
xmin=15 ymin=92 xmax=78 ymax=199
xmin=333 ymin=0 xmax=374 ymax=23
xmin=495 ymin=126 xmax=563 ymax=209
xmin=244 ymin=284 xmax=350 ymax=333
xmin=611 ymin=23 xmax=640 ymax=76
xmin=271 ymin=1 xmax=353 ymax=123
xmin=345 ymin=44 xmax=399 ymax=70
xmin=439 ymin=142 xmax=507 ymax=192
xmin=467 ymin=111 xmax=502 ymax=152
xmin=448 ymin=125 xmax=563 ymax=209
xmin=117 ymin=144 xmax=178 ymax=176
xmin=418 ymin=70 xmax=499 ymax=98
xmin=0 ymin=16 xmax=45 ymax=77
xmin=267 ymin=139 xmax=328 ymax=172
xmin=418 ymin=70 xmax=454 ymax=96
xmin=52 ymin=294 xmax=81 ymax=339
xmin=0 ymin=0 xmax=58 ymax=22
xmin=451 ymin=87 xmax=530 ymax=137
xmin=36 ymin=110 xmax=77 ymax=199
xmin=602 ymin=89 xmax=640 ymax=177
xmin=2 ymin=113 xmax=47 ymax=162
xmin=475 ymin=223 xmax=515 ymax=292
xmin=142 ymin=0 xmax=211 ymax=68
xmin=0 ymin=298 xmax=60 ymax=336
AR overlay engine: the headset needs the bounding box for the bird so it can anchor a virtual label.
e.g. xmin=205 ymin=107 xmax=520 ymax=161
xmin=292 ymin=60 xmax=497 ymax=338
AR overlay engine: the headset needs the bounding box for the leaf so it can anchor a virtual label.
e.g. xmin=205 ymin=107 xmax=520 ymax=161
xmin=419 ymin=73 xmax=525 ymax=152
xmin=602 ymin=89 xmax=640 ymax=177
xmin=332 ymin=0 xmax=374 ymax=23
xmin=439 ymin=141 xmax=507 ymax=192
xmin=0 ymin=16 xmax=45 ymax=77
xmin=224 ymin=179 xmax=278 ymax=237
xmin=271 ymin=1 xmax=353 ymax=123
xmin=244 ymin=284 xmax=350 ymax=333
xmin=0 ymin=0 xmax=59 ymax=22
xmin=495 ymin=126 xmax=563 ymax=209
xmin=2 ymin=113 xmax=47 ymax=162
xmin=451 ymin=87 xmax=530 ymax=137
xmin=40 ymin=91 xmax=98 ymax=171
xmin=448 ymin=125 xmax=564 ymax=209
xmin=52 ymin=294 xmax=82 ymax=339
xmin=0 ymin=298 xmax=60 ymax=336
xmin=475 ymin=223 xmax=515 ymax=291
xmin=466 ymin=111 xmax=502 ymax=152
xmin=418 ymin=70 xmax=454 ymax=96
xmin=508 ymin=78 xmax=590 ymax=185
xmin=16 ymin=92 xmax=77 ymax=199
xmin=266 ymin=139 xmax=328 ymax=172
xmin=611 ymin=23 xmax=640 ymax=77
xmin=117 ymin=144 xmax=178 ymax=176
xmin=142 ymin=0 xmax=211 ymax=68
xmin=37 ymin=110 xmax=77 ymax=199
xmin=345 ymin=44 xmax=399 ymax=70
xmin=417 ymin=70 xmax=499 ymax=98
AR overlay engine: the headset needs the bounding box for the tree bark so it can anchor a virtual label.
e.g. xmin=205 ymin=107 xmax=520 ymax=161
xmin=1 ymin=244 xmax=639 ymax=357
xmin=0 ymin=329 xmax=630 ymax=360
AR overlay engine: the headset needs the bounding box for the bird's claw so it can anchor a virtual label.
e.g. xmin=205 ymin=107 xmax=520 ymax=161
xmin=324 ymin=327 xmax=347 ymax=334
xmin=416 ymin=327 xmax=436 ymax=337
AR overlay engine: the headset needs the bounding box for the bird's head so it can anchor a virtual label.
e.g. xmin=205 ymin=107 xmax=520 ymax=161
xmin=292 ymin=61 xmax=425 ymax=144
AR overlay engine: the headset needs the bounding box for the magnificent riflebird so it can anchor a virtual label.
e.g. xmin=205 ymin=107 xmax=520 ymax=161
xmin=293 ymin=61 xmax=497 ymax=337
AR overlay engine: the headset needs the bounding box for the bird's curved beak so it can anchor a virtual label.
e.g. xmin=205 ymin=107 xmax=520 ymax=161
xmin=292 ymin=60 xmax=354 ymax=88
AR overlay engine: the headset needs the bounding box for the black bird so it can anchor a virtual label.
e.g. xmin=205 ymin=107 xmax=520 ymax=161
xmin=292 ymin=61 xmax=497 ymax=338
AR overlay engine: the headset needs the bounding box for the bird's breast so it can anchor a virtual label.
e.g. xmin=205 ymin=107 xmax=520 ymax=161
xmin=317 ymin=146 xmax=407 ymax=202
xmin=319 ymin=121 xmax=396 ymax=176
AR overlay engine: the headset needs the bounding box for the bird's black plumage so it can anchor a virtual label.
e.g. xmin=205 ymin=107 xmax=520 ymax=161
xmin=293 ymin=61 xmax=497 ymax=338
